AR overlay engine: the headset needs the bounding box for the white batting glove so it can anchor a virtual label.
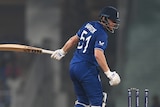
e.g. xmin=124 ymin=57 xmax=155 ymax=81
xmin=105 ymin=70 xmax=121 ymax=86
xmin=51 ymin=49 xmax=66 ymax=60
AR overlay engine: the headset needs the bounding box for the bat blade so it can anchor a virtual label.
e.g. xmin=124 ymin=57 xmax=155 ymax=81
xmin=0 ymin=44 xmax=54 ymax=54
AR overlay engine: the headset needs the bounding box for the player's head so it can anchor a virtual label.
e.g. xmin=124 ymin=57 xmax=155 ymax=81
xmin=99 ymin=6 xmax=120 ymax=33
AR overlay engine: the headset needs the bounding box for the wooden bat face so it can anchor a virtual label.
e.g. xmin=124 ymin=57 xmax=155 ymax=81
xmin=0 ymin=44 xmax=42 ymax=53
xmin=0 ymin=44 xmax=53 ymax=54
xmin=22 ymin=46 xmax=42 ymax=53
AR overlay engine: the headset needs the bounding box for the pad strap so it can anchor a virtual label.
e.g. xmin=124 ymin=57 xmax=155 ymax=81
xmin=75 ymin=100 xmax=90 ymax=107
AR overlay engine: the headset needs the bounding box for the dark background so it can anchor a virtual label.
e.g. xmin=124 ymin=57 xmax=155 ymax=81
xmin=0 ymin=0 xmax=160 ymax=107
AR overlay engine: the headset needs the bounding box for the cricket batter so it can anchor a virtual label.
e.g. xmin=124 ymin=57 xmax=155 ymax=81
xmin=51 ymin=6 xmax=121 ymax=107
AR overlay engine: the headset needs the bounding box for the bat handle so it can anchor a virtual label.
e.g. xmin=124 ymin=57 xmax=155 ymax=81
xmin=42 ymin=49 xmax=54 ymax=54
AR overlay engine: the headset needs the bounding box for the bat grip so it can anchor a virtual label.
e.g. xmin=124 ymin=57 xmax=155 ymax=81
xmin=42 ymin=49 xmax=54 ymax=54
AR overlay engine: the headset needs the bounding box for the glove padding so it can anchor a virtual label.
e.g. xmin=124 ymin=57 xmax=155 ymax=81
xmin=105 ymin=71 xmax=121 ymax=86
xmin=51 ymin=49 xmax=66 ymax=60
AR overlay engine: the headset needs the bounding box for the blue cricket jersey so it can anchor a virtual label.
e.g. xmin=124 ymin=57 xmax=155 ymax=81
xmin=70 ymin=21 xmax=108 ymax=66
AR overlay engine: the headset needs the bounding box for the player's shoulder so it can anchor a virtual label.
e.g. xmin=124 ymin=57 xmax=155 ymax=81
xmin=89 ymin=21 xmax=107 ymax=35
xmin=82 ymin=21 xmax=100 ymax=27
xmin=87 ymin=21 xmax=101 ymax=27
xmin=80 ymin=21 xmax=107 ymax=35
xmin=85 ymin=21 xmax=104 ymax=31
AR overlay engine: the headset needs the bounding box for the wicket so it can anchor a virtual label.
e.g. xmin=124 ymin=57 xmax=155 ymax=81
xmin=128 ymin=88 xmax=149 ymax=107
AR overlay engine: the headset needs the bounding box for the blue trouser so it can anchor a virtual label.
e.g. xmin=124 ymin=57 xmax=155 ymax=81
xmin=70 ymin=62 xmax=103 ymax=107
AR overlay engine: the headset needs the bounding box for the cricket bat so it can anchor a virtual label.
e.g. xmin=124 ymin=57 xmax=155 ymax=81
xmin=0 ymin=44 xmax=54 ymax=54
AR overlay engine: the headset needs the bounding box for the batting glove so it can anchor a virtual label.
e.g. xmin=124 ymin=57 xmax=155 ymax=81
xmin=51 ymin=49 xmax=66 ymax=60
xmin=105 ymin=70 xmax=121 ymax=86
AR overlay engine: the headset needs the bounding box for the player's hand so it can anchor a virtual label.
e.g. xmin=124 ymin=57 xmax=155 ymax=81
xmin=105 ymin=71 xmax=121 ymax=86
xmin=51 ymin=49 xmax=66 ymax=60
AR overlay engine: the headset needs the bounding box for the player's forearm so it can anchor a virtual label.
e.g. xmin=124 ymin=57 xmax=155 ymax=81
xmin=94 ymin=49 xmax=110 ymax=72
xmin=62 ymin=35 xmax=79 ymax=53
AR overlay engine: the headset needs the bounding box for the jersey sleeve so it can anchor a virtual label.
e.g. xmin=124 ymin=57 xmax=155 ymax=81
xmin=94 ymin=31 xmax=108 ymax=51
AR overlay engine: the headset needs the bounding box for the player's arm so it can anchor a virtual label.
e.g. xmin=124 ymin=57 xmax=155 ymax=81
xmin=94 ymin=49 xmax=110 ymax=72
xmin=51 ymin=35 xmax=79 ymax=60
xmin=94 ymin=48 xmax=121 ymax=86
xmin=62 ymin=35 xmax=79 ymax=53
